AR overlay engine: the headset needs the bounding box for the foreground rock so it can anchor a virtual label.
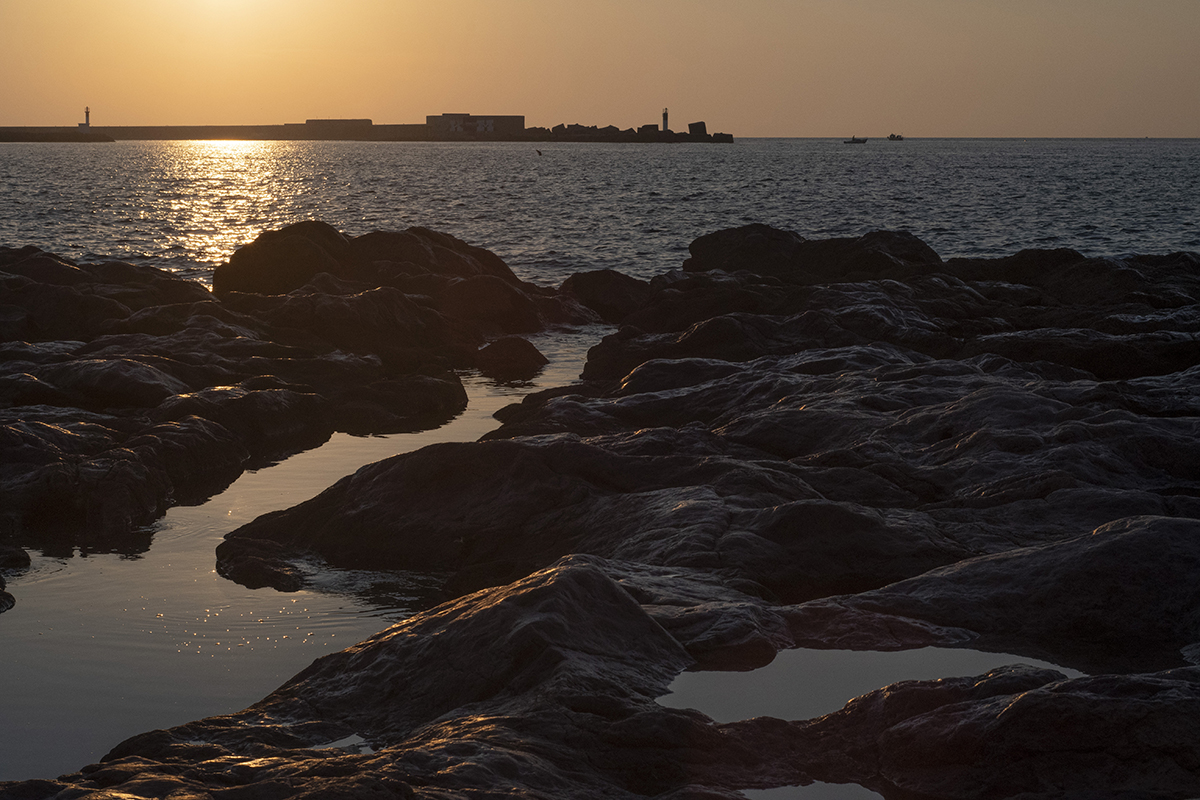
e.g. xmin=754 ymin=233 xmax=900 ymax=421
xmin=214 ymin=221 xmax=599 ymax=335
xmin=0 ymin=222 xmax=581 ymax=582
xmin=7 ymin=225 xmax=1200 ymax=798
xmin=6 ymin=556 xmax=1200 ymax=799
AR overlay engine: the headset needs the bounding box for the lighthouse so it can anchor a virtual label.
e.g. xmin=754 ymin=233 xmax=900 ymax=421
xmin=662 ymin=107 xmax=669 ymax=133
xmin=79 ymin=107 xmax=90 ymax=129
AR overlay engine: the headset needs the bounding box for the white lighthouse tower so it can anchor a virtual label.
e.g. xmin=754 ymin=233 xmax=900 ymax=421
xmin=662 ymin=107 xmax=669 ymax=133
xmin=78 ymin=107 xmax=90 ymax=129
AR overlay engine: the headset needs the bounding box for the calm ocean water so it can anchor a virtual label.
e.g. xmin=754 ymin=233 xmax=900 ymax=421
xmin=2 ymin=138 xmax=1198 ymax=288
xmin=1 ymin=138 xmax=1198 ymax=791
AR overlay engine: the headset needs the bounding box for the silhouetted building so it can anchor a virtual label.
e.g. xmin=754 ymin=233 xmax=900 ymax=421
xmin=426 ymin=113 xmax=525 ymax=139
xmin=6 ymin=110 xmax=728 ymax=144
xmin=306 ymin=118 xmax=372 ymax=126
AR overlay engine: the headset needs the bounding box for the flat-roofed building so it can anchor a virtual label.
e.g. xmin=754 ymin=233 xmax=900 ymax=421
xmin=426 ymin=113 xmax=525 ymax=139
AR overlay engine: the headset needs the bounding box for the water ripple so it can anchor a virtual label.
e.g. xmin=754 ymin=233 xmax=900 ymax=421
xmin=1 ymin=138 xmax=1197 ymax=288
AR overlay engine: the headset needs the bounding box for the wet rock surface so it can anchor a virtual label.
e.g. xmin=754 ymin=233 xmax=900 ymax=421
xmin=0 ymin=223 xmax=575 ymax=587
xmin=786 ymin=515 xmax=1200 ymax=674
xmin=6 ymin=224 xmax=1200 ymax=798
xmin=475 ymin=335 xmax=549 ymax=381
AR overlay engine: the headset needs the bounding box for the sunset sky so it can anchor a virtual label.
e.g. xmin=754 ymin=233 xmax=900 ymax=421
xmin=1 ymin=0 xmax=1196 ymax=138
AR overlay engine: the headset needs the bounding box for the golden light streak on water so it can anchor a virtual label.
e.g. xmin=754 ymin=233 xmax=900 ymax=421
xmin=154 ymin=140 xmax=295 ymax=277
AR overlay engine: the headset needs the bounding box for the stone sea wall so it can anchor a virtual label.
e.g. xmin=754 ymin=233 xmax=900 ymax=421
xmin=3 ymin=223 xmax=1200 ymax=798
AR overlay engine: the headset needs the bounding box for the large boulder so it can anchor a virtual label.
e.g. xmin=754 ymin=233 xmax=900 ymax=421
xmin=212 ymin=220 xmax=362 ymax=295
xmin=213 ymin=222 xmax=534 ymax=296
xmin=684 ymin=224 xmax=943 ymax=282
xmin=0 ymin=247 xmax=212 ymax=342
xmin=219 ymin=282 xmax=480 ymax=362
xmin=212 ymin=222 xmax=589 ymax=338
xmin=435 ymin=274 xmax=542 ymax=334
xmin=475 ymin=336 xmax=548 ymax=381
xmin=561 ymin=268 xmax=653 ymax=323
xmin=35 ymin=358 xmax=191 ymax=408
xmin=786 ymin=516 xmax=1200 ymax=674
xmin=21 ymin=559 xmax=714 ymax=799
xmin=352 ymin=226 xmax=524 ymax=284
xmin=1 ymin=238 xmax=472 ymax=553
xmin=585 ymin=227 xmax=1200 ymax=381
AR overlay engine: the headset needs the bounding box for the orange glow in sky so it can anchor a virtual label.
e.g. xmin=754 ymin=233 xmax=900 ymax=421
xmin=1 ymin=0 xmax=1196 ymax=137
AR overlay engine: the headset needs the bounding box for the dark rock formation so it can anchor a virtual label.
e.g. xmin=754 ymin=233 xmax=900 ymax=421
xmin=216 ymin=431 xmax=971 ymax=604
xmin=0 ymin=544 xmax=23 ymax=612
xmin=561 ymin=268 xmax=653 ymax=323
xmin=212 ymin=221 xmax=598 ymax=336
xmin=217 ymin=226 xmax=1200 ymax=608
xmin=785 ymin=515 xmax=1200 ymax=674
xmin=436 ymin=274 xmax=542 ymax=334
xmin=722 ymin=662 xmax=1200 ymax=799
xmin=683 ymin=224 xmax=943 ymax=282
xmin=213 ymin=220 xmax=365 ymax=294
xmin=7 ymin=556 xmax=1200 ymax=799
xmin=0 ymin=224 xmax=581 ymax=565
xmin=7 ymin=225 xmax=1200 ymax=796
xmin=475 ymin=336 xmax=548 ymax=381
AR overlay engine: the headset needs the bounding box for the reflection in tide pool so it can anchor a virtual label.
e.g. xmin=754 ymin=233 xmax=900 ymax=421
xmin=662 ymin=648 xmax=1086 ymax=800
xmin=745 ymin=783 xmax=883 ymax=800
xmin=660 ymin=646 xmax=1084 ymax=724
xmin=0 ymin=329 xmax=596 ymax=781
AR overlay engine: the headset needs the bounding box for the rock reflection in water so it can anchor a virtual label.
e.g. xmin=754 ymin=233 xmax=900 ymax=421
xmin=0 ymin=332 xmax=597 ymax=782
xmin=659 ymin=646 xmax=1084 ymax=724
xmin=746 ymin=783 xmax=883 ymax=800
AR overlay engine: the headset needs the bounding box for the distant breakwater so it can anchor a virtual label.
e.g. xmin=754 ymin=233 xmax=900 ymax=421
xmin=0 ymin=128 xmax=114 ymax=143
xmin=0 ymin=119 xmax=733 ymax=144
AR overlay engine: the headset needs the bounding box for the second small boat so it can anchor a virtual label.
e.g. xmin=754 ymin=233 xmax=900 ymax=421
xmin=844 ymin=136 xmax=867 ymax=144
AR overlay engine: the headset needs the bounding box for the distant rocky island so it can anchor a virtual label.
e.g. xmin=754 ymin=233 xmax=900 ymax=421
xmin=0 ymin=111 xmax=733 ymax=144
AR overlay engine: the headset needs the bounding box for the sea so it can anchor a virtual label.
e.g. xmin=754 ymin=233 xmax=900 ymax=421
xmin=1 ymin=138 xmax=1198 ymax=794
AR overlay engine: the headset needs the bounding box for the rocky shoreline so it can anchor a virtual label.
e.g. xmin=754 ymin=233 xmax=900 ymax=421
xmin=0 ymin=222 xmax=595 ymax=559
xmin=3 ymin=224 xmax=1200 ymax=798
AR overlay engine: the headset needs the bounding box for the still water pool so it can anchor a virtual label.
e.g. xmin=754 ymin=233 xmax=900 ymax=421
xmin=659 ymin=646 xmax=1084 ymax=725
xmin=0 ymin=328 xmax=596 ymax=780
xmin=661 ymin=647 xmax=1085 ymax=799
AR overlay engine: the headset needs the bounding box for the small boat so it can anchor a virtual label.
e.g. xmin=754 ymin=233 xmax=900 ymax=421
xmin=887 ymin=133 xmax=904 ymax=141
xmin=844 ymin=136 xmax=867 ymax=144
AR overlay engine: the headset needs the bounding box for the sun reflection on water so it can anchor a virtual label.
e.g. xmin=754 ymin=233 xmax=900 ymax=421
xmin=153 ymin=140 xmax=292 ymax=277
xmin=5 ymin=139 xmax=1196 ymax=292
